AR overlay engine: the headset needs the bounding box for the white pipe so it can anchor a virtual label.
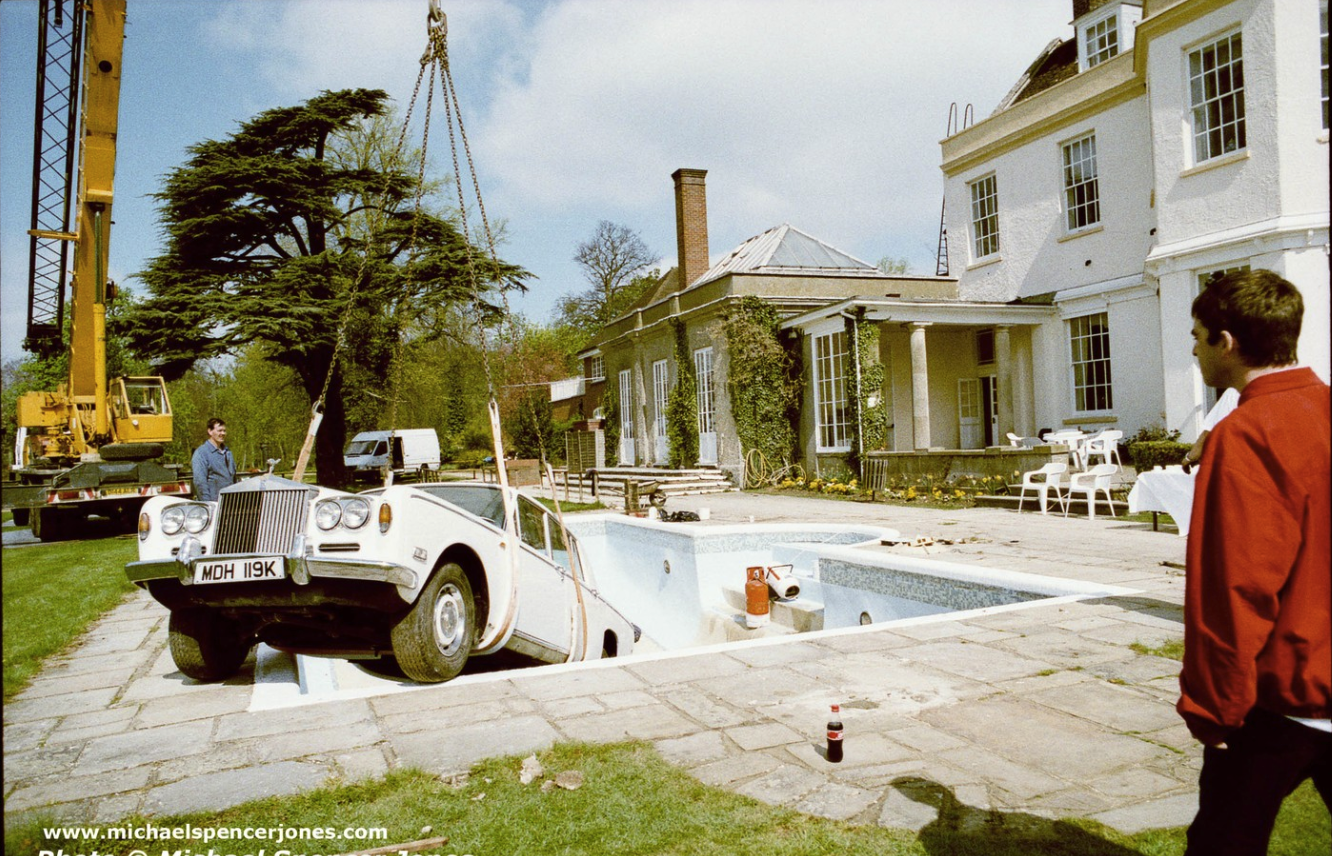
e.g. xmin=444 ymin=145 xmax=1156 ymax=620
xmin=765 ymin=564 xmax=801 ymax=600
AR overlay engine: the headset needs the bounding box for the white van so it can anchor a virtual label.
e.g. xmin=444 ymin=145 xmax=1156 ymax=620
xmin=344 ymin=429 xmax=441 ymax=480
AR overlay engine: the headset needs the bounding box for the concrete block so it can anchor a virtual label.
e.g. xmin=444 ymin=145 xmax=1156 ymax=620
xmin=626 ymin=653 xmax=748 ymax=685
xmin=796 ymin=781 xmax=880 ymax=821
xmin=735 ymin=763 xmax=827 ymax=805
xmin=1091 ymin=792 xmax=1199 ymax=834
xmin=895 ymin=640 xmax=1057 ymax=682
xmin=653 ymin=731 xmax=729 ymax=767
xmin=389 ymin=715 xmax=561 ymax=776
xmin=5 ymin=766 xmax=153 ymax=813
xmin=878 ymin=787 xmax=941 ymax=832
xmin=74 ymin=720 xmax=214 ymax=776
xmin=690 ymin=752 xmax=782 ymax=787
xmin=726 ymin=722 xmax=805 ymax=751
xmin=925 ymin=695 xmax=1160 ymax=780
xmin=511 ymin=665 xmax=648 ymax=701
xmin=661 ymin=686 xmax=752 ymax=728
xmin=555 ymin=703 xmax=699 ymax=743
xmin=144 ymin=761 xmax=329 ymax=816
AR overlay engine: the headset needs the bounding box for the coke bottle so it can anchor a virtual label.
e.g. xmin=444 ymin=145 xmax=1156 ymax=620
xmin=826 ymin=703 xmax=844 ymax=763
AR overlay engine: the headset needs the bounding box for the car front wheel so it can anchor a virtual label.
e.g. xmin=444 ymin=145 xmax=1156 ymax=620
xmin=391 ymin=562 xmax=475 ymax=683
xmin=169 ymin=608 xmax=252 ymax=681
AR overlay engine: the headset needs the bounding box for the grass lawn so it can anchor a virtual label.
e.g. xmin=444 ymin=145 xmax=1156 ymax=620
xmin=6 ymin=742 xmax=1328 ymax=856
xmin=2 ymin=535 xmax=138 ymax=699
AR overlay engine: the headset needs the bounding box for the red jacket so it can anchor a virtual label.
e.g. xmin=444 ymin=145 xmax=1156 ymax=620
xmin=1179 ymin=367 xmax=1331 ymax=746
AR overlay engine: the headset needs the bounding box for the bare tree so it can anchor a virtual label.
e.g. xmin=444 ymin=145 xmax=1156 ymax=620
xmin=559 ymin=221 xmax=658 ymax=335
xmin=877 ymin=255 xmax=911 ymax=275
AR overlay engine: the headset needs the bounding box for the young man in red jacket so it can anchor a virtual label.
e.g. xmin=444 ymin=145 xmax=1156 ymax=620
xmin=1181 ymin=269 xmax=1330 ymax=855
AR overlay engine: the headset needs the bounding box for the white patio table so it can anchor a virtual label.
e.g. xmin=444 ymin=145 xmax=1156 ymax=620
xmin=1128 ymin=465 xmax=1196 ymax=537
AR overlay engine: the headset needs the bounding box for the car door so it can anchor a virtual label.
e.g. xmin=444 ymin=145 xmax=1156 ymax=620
xmin=511 ymin=495 xmax=573 ymax=661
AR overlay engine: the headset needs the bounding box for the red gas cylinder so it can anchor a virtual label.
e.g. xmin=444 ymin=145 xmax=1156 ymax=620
xmin=745 ymin=566 xmax=770 ymax=629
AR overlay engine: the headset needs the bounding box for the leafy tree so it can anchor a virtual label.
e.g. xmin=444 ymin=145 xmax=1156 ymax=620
xmin=559 ymin=221 xmax=658 ymax=340
xmin=119 ymin=89 xmax=528 ymax=486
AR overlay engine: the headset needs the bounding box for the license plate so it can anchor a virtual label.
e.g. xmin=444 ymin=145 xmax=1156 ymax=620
xmin=102 ymin=486 xmax=140 ymax=496
xmin=193 ymin=556 xmax=285 ymax=585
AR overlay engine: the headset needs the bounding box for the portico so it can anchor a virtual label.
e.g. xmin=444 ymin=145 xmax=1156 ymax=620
xmin=783 ymin=298 xmax=1056 ymax=471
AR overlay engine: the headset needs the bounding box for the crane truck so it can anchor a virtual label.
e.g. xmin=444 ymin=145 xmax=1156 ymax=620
xmin=6 ymin=0 xmax=189 ymax=541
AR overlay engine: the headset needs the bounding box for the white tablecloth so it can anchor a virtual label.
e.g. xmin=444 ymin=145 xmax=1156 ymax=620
xmin=1127 ymin=467 xmax=1195 ymax=537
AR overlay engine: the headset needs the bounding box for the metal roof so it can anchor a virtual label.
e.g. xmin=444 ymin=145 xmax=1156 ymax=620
xmin=691 ymin=223 xmax=883 ymax=288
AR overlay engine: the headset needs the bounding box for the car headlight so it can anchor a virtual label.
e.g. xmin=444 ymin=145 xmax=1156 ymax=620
xmin=314 ymin=500 xmax=343 ymax=530
xmin=161 ymin=504 xmax=186 ymax=536
xmin=341 ymin=498 xmax=371 ymax=529
xmin=183 ymin=503 xmax=211 ymax=534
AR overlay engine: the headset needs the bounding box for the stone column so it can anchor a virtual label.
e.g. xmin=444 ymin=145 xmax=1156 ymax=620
xmin=909 ymin=322 xmax=932 ymax=450
xmin=996 ymin=325 xmax=1014 ymax=442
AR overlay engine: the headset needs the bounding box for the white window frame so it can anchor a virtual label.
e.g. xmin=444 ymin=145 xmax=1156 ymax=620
xmin=1081 ymin=11 xmax=1119 ymax=70
xmin=587 ymin=355 xmax=605 ymax=381
xmin=813 ymin=331 xmax=851 ymax=452
xmin=1069 ymin=312 xmax=1113 ymax=415
xmin=1061 ymin=132 xmax=1101 ymax=233
xmin=1321 ymin=1 xmax=1329 ymax=131
xmin=694 ymin=347 xmax=715 ymax=436
xmin=969 ymin=173 xmax=999 ymax=261
xmin=1188 ymin=30 xmax=1246 ymax=164
xmin=651 ymin=359 xmax=669 ymax=444
xmin=618 ymin=369 xmax=633 ymax=437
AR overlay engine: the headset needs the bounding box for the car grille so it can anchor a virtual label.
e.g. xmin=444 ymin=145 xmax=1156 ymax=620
xmin=215 ymin=488 xmax=309 ymax=555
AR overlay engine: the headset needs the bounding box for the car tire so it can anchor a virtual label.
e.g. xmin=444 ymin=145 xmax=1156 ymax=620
xmin=391 ymin=562 xmax=475 ymax=683
xmin=169 ymin=609 xmax=251 ymax=682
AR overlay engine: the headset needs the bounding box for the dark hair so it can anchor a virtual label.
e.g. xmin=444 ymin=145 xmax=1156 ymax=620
xmin=1191 ymin=269 xmax=1302 ymax=367
xmin=206 ymin=417 xmax=227 ymax=431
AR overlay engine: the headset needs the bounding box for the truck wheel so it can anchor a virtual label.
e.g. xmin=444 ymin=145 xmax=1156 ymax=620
xmin=169 ymin=609 xmax=252 ymax=682
xmin=391 ymin=562 xmax=474 ymax=683
xmin=32 ymin=508 xmax=71 ymax=542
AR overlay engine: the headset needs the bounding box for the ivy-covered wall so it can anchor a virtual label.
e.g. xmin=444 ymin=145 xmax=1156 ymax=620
xmin=843 ymin=308 xmax=890 ymax=477
xmin=722 ymin=296 xmax=802 ymax=484
xmin=666 ymin=318 xmax=699 ymax=467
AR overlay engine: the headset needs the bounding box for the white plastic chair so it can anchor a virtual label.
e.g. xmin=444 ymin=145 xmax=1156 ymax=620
xmin=1083 ymin=430 xmax=1123 ymax=467
xmin=1042 ymin=430 xmax=1087 ymax=468
xmin=1006 ymin=432 xmax=1024 ymax=447
xmin=1017 ymin=462 xmax=1068 ymax=514
xmin=1065 ymin=464 xmax=1119 ymax=519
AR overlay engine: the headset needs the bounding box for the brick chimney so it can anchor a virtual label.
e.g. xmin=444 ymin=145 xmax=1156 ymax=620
xmin=672 ymin=168 xmax=710 ymax=289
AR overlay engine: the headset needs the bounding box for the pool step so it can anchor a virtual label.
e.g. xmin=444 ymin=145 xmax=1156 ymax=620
xmin=715 ymin=586 xmax=825 ymax=638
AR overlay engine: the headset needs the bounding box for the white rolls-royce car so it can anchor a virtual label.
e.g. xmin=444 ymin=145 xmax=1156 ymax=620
xmin=126 ymin=475 xmax=638 ymax=683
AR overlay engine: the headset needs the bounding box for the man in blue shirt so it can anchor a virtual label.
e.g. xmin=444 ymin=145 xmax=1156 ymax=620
xmin=191 ymin=418 xmax=237 ymax=502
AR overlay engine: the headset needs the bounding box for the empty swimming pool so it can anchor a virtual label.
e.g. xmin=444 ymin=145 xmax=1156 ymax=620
xmin=565 ymin=515 xmax=1137 ymax=652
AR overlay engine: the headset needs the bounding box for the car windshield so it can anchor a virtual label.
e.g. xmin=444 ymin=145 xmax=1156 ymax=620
xmin=418 ymin=484 xmax=506 ymax=529
xmin=345 ymin=440 xmax=377 ymax=456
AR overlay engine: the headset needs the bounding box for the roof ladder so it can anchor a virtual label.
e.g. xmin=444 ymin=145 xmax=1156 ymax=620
xmin=935 ymin=102 xmax=973 ymax=278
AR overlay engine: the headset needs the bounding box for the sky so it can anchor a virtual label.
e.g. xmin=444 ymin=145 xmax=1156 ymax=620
xmin=0 ymin=0 xmax=1075 ymax=366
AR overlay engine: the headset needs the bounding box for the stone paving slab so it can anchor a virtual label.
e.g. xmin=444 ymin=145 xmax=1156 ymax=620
xmin=3 ymin=492 xmax=1210 ymax=841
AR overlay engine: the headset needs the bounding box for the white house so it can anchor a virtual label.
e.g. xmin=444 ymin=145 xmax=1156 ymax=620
xmin=941 ymin=0 xmax=1329 ymax=442
xmin=786 ymin=0 xmax=1328 ymax=469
